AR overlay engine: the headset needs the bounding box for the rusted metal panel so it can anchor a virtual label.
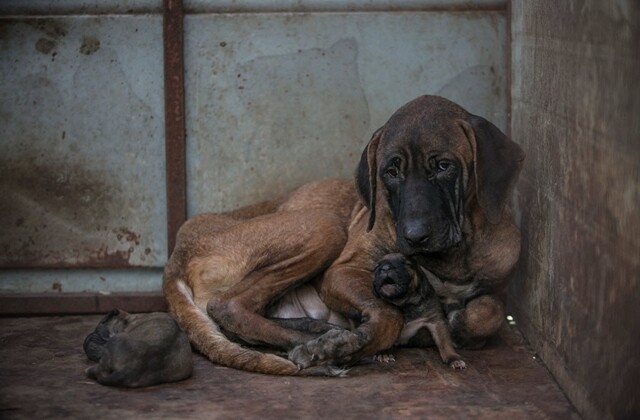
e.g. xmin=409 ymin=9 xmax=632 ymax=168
xmin=184 ymin=12 xmax=507 ymax=215
xmin=0 ymin=269 xmax=163 ymax=294
xmin=0 ymin=16 xmax=167 ymax=268
xmin=184 ymin=0 xmax=506 ymax=13
xmin=163 ymin=0 xmax=186 ymax=255
xmin=509 ymin=1 xmax=640 ymax=419
xmin=0 ymin=1 xmax=161 ymax=15
xmin=0 ymin=292 xmax=166 ymax=315
xmin=0 ymin=0 xmax=505 ymax=15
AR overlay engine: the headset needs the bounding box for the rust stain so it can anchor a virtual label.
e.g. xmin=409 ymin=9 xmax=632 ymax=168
xmin=27 ymin=19 xmax=68 ymax=39
xmin=35 ymin=38 xmax=56 ymax=54
xmin=0 ymin=158 xmax=148 ymax=268
xmin=79 ymin=36 xmax=100 ymax=55
xmin=113 ymin=227 xmax=141 ymax=245
xmin=25 ymin=19 xmax=67 ymax=56
xmin=88 ymin=247 xmax=135 ymax=267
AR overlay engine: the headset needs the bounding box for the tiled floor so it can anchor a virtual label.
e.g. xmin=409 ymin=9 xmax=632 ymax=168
xmin=0 ymin=315 xmax=579 ymax=419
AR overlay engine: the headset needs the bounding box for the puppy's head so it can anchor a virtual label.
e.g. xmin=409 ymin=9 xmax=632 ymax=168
xmin=83 ymin=308 xmax=130 ymax=361
xmin=373 ymin=253 xmax=419 ymax=306
xmin=356 ymin=95 xmax=524 ymax=255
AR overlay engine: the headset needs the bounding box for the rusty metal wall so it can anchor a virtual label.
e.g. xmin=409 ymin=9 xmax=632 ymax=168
xmin=0 ymin=3 xmax=167 ymax=294
xmin=0 ymin=0 xmax=508 ymax=295
xmin=509 ymin=1 xmax=640 ymax=419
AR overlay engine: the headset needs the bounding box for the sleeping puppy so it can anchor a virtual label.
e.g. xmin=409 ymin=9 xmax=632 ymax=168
xmin=373 ymin=253 xmax=466 ymax=369
xmin=83 ymin=309 xmax=193 ymax=387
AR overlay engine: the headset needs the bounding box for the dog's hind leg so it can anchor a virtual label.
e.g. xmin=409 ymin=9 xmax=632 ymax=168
xmin=204 ymin=209 xmax=349 ymax=350
xmin=447 ymin=293 xmax=505 ymax=349
xmin=164 ymin=186 xmax=353 ymax=376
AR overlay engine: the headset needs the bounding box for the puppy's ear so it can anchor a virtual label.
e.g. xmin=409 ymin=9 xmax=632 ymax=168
xmin=356 ymin=127 xmax=383 ymax=231
xmin=99 ymin=308 xmax=121 ymax=324
xmin=461 ymin=115 xmax=525 ymax=224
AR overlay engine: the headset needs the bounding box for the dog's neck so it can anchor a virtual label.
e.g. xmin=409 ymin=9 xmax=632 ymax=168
xmin=414 ymin=200 xmax=497 ymax=283
xmin=337 ymin=202 xmax=398 ymax=270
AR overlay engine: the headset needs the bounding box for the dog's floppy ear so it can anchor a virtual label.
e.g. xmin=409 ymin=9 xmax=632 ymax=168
xmin=461 ymin=115 xmax=525 ymax=224
xmin=356 ymin=127 xmax=383 ymax=231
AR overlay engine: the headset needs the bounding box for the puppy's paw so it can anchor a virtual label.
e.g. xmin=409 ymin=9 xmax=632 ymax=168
xmin=446 ymin=356 xmax=466 ymax=370
xmin=373 ymin=352 xmax=396 ymax=363
xmin=85 ymin=365 xmax=99 ymax=380
xmin=288 ymin=344 xmax=317 ymax=369
xmin=296 ymin=365 xmax=350 ymax=377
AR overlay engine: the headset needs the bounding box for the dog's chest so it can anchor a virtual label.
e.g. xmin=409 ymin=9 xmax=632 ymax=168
xmin=419 ymin=266 xmax=477 ymax=304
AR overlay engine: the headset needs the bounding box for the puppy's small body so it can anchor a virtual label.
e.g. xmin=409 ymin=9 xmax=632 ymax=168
xmin=266 ymin=254 xmax=465 ymax=369
xmin=373 ymin=253 xmax=465 ymax=369
xmin=83 ymin=309 xmax=193 ymax=388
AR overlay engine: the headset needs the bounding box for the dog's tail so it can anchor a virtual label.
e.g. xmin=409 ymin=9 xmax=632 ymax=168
xmin=163 ymin=274 xmax=344 ymax=377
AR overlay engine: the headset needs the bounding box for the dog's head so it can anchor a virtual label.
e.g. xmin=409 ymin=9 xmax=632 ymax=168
xmin=372 ymin=253 xmax=419 ymax=306
xmin=356 ymin=95 xmax=524 ymax=255
xmin=83 ymin=308 xmax=130 ymax=361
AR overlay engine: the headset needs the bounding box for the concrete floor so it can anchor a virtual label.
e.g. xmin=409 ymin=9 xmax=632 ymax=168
xmin=0 ymin=315 xmax=579 ymax=419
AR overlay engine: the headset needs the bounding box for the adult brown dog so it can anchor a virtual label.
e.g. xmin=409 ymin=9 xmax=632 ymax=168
xmin=163 ymin=95 xmax=524 ymax=375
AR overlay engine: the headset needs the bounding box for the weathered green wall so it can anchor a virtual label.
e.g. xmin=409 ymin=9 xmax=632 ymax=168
xmin=0 ymin=0 xmax=508 ymax=293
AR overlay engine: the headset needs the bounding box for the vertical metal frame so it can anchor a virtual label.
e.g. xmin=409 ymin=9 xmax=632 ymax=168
xmin=163 ymin=0 xmax=187 ymax=256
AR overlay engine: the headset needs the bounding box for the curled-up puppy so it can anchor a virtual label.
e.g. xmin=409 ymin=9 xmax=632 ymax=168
xmin=83 ymin=309 xmax=193 ymax=387
xmin=373 ymin=254 xmax=466 ymax=369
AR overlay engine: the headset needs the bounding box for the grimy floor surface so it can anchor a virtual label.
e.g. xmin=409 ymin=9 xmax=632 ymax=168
xmin=0 ymin=315 xmax=579 ymax=419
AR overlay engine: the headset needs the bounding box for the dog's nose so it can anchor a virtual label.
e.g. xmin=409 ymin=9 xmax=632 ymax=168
xmin=378 ymin=263 xmax=392 ymax=273
xmin=403 ymin=222 xmax=430 ymax=246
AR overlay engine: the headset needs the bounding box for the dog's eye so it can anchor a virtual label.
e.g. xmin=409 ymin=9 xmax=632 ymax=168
xmin=386 ymin=167 xmax=399 ymax=178
xmin=437 ymin=160 xmax=452 ymax=172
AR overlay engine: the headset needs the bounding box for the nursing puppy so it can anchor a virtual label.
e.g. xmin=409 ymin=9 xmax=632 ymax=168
xmin=373 ymin=253 xmax=465 ymax=369
xmin=83 ymin=309 xmax=193 ymax=388
xmin=266 ymin=253 xmax=465 ymax=369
